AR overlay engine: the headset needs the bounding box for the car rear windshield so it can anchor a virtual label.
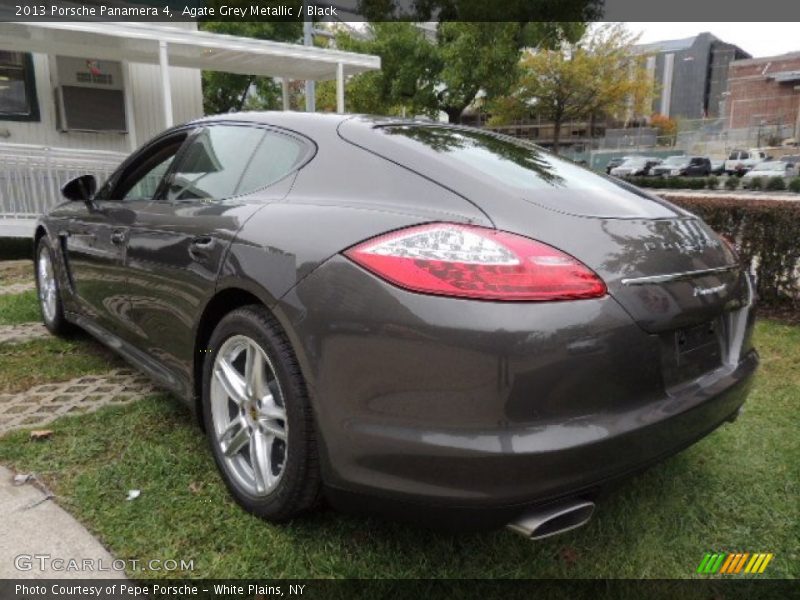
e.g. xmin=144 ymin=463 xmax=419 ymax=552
xmin=381 ymin=125 xmax=627 ymax=192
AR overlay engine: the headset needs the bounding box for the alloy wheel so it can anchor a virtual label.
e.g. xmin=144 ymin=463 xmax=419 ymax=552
xmin=37 ymin=247 xmax=57 ymax=323
xmin=210 ymin=335 xmax=288 ymax=496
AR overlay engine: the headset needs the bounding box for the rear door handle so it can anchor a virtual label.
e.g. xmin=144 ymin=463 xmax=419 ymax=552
xmin=189 ymin=236 xmax=216 ymax=260
xmin=110 ymin=229 xmax=126 ymax=245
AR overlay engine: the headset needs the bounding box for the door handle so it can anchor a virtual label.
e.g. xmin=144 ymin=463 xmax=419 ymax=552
xmin=110 ymin=229 xmax=126 ymax=245
xmin=189 ymin=236 xmax=216 ymax=261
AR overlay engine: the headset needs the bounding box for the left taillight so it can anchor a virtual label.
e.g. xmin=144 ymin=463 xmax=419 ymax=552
xmin=343 ymin=223 xmax=607 ymax=302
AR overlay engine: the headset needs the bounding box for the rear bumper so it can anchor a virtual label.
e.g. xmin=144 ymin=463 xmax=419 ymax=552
xmin=278 ymin=256 xmax=758 ymax=525
xmin=324 ymin=350 xmax=756 ymax=526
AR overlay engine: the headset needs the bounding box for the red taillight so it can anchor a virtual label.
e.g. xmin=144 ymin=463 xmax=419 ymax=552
xmin=720 ymin=234 xmax=740 ymax=262
xmin=343 ymin=223 xmax=607 ymax=301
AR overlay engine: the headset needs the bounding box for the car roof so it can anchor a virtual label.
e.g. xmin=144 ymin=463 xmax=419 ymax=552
xmin=185 ymin=111 xmax=442 ymax=137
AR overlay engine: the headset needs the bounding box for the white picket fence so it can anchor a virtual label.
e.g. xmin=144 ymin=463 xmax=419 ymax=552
xmin=0 ymin=143 xmax=127 ymax=237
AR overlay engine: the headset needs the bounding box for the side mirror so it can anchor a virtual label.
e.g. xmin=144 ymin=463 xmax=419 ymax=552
xmin=61 ymin=175 xmax=97 ymax=203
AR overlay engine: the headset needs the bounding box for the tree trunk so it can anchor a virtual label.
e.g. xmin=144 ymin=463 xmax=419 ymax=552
xmin=552 ymin=119 xmax=562 ymax=154
xmin=444 ymin=106 xmax=463 ymax=124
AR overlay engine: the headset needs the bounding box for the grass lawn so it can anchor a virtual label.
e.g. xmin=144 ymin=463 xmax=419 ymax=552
xmin=0 ymin=290 xmax=41 ymax=325
xmin=0 ymin=291 xmax=126 ymax=392
xmin=0 ymin=286 xmax=797 ymax=579
xmin=0 ymin=337 xmax=124 ymax=393
xmin=0 ymin=258 xmax=33 ymax=287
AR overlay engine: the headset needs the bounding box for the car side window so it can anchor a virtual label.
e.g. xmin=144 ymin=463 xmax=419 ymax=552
xmin=163 ymin=125 xmax=265 ymax=202
xmin=235 ymin=131 xmax=305 ymax=195
xmin=122 ymin=154 xmax=176 ymax=201
xmin=93 ymin=134 xmax=187 ymax=202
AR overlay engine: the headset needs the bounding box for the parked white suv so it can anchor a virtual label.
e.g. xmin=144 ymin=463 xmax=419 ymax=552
xmin=724 ymin=149 xmax=768 ymax=176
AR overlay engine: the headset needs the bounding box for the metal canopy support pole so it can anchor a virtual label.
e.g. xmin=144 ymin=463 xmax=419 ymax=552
xmin=158 ymin=40 xmax=174 ymax=128
xmin=121 ymin=60 xmax=138 ymax=151
xmin=303 ymin=9 xmax=315 ymax=112
xmin=282 ymin=78 xmax=290 ymax=111
xmin=336 ymin=62 xmax=345 ymax=113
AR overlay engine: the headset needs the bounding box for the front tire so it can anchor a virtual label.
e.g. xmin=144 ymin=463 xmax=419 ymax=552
xmin=35 ymin=237 xmax=72 ymax=336
xmin=202 ymin=305 xmax=321 ymax=522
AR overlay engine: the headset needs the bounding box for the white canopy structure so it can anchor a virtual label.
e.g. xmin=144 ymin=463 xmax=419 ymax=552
xmin=0 ymin=21 xmax=380 ymax=236
xmin=0 ymin=21 xmax=380 ymax=122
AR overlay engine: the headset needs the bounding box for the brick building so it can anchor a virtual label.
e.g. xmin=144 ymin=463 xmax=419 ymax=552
xmin=725 ymin=52 xmax=800 ymax=139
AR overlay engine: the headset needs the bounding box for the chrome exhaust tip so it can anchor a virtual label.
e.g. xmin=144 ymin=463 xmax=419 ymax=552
xmin=507 ymin=500 xmax=595 ymax=540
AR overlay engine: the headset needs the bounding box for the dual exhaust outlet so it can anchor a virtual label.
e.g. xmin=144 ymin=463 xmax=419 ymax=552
xmin=506 ymin=499 xmax=595 ymax=540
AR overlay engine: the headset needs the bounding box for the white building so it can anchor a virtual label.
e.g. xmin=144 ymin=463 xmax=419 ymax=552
xmin=0 ymin=20 xmax=380 ymax=236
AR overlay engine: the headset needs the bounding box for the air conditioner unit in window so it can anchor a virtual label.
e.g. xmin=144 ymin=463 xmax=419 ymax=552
xmin=54 ymin=56 xmax=127 ymax=133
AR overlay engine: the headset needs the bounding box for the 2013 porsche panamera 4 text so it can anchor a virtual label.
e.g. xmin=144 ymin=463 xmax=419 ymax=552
xmin=34 ymin=113 xmax=757 ymax=537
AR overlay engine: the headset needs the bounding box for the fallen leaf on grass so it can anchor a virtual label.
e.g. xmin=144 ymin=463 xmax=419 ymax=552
xmin=188 ymin=482 xmax=203 ymax=494
xmin=29 ymin=430 xmax=53 ymax=440
xmin=558 ymin=546 xmax=580 ymax=568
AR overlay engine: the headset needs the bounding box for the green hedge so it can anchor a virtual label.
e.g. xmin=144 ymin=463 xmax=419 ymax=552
xmin=625 ymin=175 xmax=800 ymax=194
xmin=663 ymin=195 xmax=800 ymax=307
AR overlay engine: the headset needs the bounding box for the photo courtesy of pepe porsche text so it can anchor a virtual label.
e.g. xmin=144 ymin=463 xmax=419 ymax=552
xmin=11 ymin=582 xmax=307 ymax=598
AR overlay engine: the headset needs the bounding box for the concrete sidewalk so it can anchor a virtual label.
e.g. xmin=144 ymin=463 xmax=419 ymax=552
xmin=0 ymin=466 xmax=125 ymax=579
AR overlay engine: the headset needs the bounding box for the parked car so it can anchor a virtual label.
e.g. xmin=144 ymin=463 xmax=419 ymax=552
xmin=34 ymin=114 xmax=758 ymax=537
xmin=711 ymin=159 xmax=726 ymax=175
xmin=724 ymin=148 xmax=768 ymax=176
xmin=604 ymin=155 xmax=636 ymax=174
xmin=609 ymin=156 xmax=661 ymax=177
xmin=741 ymin=160 xmax=798 ymax=181
xmin=651 ymin=155 xmax=712 ymax=177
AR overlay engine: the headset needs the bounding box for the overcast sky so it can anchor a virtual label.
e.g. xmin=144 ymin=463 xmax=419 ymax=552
xmin=627 ymin=23 xmax=800 ymax=58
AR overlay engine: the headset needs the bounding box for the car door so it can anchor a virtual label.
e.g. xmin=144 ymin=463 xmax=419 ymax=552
xmin=122 ymin=123 xmax=310 ymax=397
xmin=60 ymin=133 xmax=187 ymax=337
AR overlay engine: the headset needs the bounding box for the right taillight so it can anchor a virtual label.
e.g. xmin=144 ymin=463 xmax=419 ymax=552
xmin=343 ymin=223 xmax=607 ymax=302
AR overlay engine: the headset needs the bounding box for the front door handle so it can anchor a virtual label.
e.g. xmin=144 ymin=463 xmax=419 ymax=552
xmin=110 ymin=229 xmax=126 ymax=245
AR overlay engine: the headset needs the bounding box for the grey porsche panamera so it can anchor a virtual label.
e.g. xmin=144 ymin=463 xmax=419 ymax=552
xmin=34 ymin=112 xmax=757 ymax=538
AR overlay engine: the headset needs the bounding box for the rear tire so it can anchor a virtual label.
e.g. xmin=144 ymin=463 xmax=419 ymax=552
xmin=35 ymin=237 xmax=73 ymax=336
xmin=202 ymin=305 xmax=321 ymax=522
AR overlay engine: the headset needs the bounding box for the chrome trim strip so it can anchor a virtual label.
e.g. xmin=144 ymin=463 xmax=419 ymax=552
xmin=620 ymin=264 xmax=739 ymax=286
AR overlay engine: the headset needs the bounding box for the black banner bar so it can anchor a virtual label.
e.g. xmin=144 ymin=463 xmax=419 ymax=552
xmin=1 ymin=579 xmax=797 ymax=600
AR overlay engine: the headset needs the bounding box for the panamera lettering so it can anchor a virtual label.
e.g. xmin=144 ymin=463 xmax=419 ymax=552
xmin=693 ymin=283 xmax=727 ymax=297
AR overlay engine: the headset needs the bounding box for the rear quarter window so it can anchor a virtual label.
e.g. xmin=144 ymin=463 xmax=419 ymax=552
xmin=236 ymin=132 xmax=306 ymax=195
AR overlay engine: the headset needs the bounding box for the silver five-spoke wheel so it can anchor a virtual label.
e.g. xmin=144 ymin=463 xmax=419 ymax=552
xmin=37 ymin=246 xmax=57 ymax=323
xmin=210 ymin=335 xmax=288 ymax=497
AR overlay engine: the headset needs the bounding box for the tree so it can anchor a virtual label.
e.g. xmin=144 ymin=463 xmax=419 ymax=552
xmin=336 ymin=21 xmax=587 ymax=122
xmin=488 ymin=23 xmax=653 ymax=153
xmin=650 ymin=113 xmax=677 ymax=145
xmin=199 ymin=22 xmax=302 ymax=115
xmin=335 ymin=22 xmax=442 ymax=117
